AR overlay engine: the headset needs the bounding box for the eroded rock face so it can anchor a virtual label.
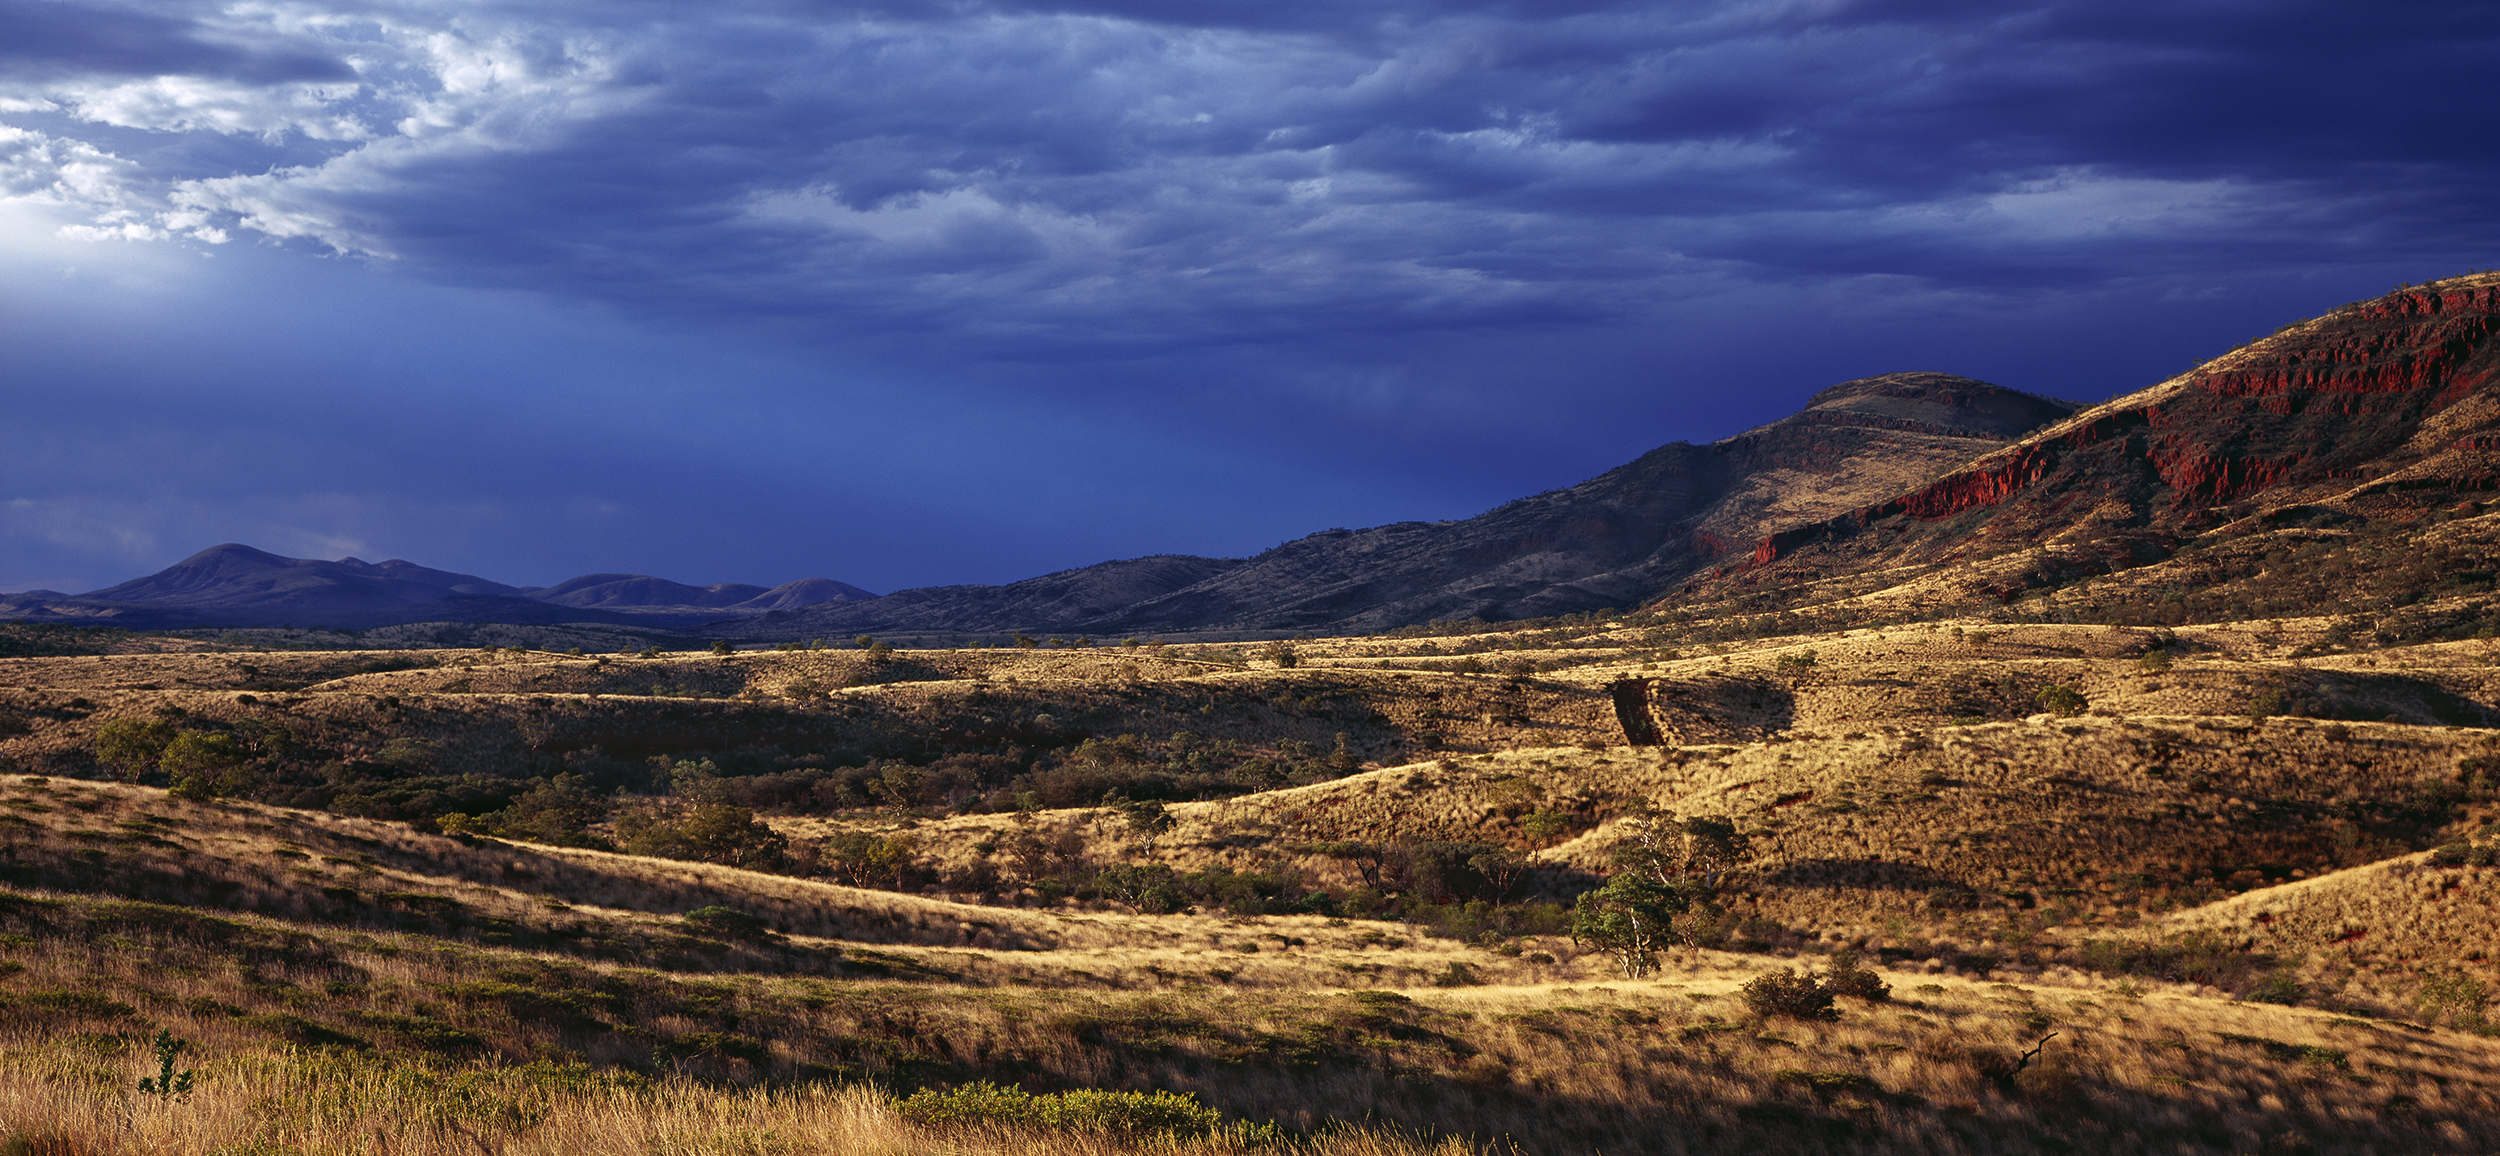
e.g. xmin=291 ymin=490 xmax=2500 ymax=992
xmin=1730 ymin=274 xmax=2500 ymax=593
xmin=1614 ymin=675 xmax=1795 ymax=746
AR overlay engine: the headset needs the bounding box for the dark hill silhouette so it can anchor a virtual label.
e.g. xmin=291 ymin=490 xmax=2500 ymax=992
xmin=734 ymin=372 xmax=2079 ymax=638
xmin=0 ymin=545 xmax=870 ymax=629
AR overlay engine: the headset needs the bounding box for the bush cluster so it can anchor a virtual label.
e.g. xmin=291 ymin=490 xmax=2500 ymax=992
xmin=895 ymin=1081 xmax=1227 ymax=1137
xmin=1739 ymin=954 xmax=1890 ymax=1021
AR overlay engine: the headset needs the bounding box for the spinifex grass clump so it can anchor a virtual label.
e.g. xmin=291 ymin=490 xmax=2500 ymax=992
xmin=896 ymin=1081 xmax=1242 ymax=1138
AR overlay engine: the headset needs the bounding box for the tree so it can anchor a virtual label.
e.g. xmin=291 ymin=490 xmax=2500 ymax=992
xmin=2036 ymin=684 xmax=2088 ymax=717
xmin=813 ymin=830 xmax=920 ymax=890
xmin=709 ymin=640 xmax=733 ymax=656
xmin=481 ymin=774 xmax=612 ymax=848
xmin=1571 ymin=874 xmax=1683 ymax=979
xmin=613 ymin=802 xmax=788 ymax=870
xmin=1315 ymin=840 xmax=1388 ymax=888
xmin=1612 ymin=812 xmax=1751 ymax=896
xmin=1467 ymin=846 xmax=1531 ymax=900
xmin=95 ymin=718 xmax=177 ymax=779
xmin=161 ymin=732 xmax=253 ymax=800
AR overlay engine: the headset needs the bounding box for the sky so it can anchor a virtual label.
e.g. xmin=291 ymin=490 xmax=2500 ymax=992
xmin=4 ymin=0 xmax=2497 ymax=596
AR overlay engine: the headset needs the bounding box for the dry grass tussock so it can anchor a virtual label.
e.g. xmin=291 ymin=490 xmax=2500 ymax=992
xmin=0 ymin=1060 xmax=1474 ymax=1156
xmin=8 ymin=911 xmax=2500 ymax=1156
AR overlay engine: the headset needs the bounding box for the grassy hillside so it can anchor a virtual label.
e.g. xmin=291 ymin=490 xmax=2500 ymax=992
xmin=3 ymin=579 xmax=2498 ymax=1152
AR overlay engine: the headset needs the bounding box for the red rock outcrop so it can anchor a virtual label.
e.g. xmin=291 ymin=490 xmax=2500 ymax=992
xmin=1731 ymin=274 xmax=2500 ymax=583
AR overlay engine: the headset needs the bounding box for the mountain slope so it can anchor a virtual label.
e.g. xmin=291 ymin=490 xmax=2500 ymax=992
xmin=740 ymin=373 xmax=2078 ymax=638
xmin=1728 ymin=274 xmax=2500 ymax=602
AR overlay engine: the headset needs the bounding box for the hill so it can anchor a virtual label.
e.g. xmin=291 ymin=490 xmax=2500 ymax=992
xmin=738 ymin=372 xmax=2079 ymax=639
xmin=1718 ymin=274 xmax=2500 ymax=618
xmin=0 ymin=545 xmax=873 ymax=630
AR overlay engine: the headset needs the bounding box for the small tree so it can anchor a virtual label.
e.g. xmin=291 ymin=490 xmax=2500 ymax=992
xmin=2036 ymin=684 xmax=2088 ymax=717
xmin=161 ymin=732 xmax=252 ymax=800
xmin=614 ymin=802 xmax=788 ymax=871
xmin=1571 ymin=874 xmax=1683 ymax=979
xmin=95 ymin=718 xmax=178 ymax=780
xmin=709 ymin=640 xmax=733 ymax=656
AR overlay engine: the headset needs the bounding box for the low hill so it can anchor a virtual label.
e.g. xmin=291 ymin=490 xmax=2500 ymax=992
xmin=0 ymin=545 xmax=872 ymax=630
xmin=7 ymin=771 xmax=2497 ymax=1156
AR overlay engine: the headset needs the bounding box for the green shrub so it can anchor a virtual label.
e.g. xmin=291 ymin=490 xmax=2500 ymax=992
xmin=2035 ymin=685 xmax=2088 ymax=718
xmin=896 ymin=1082 xmax=1226 ymax=1137
xmin=1740 ymin=968 xmax=1837 ymax=1021
xmin=2241 ymin=973 xmax=2302 ymax=1006
xmin=1821 ymin=953 xmax=1891 ymax=1002
xmin=162 ymin=731 xmax=255 ymax=799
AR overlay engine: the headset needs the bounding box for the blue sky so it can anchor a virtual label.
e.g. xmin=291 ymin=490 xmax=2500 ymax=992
xmin=5 ymin=0 xmax=2495 ymax=595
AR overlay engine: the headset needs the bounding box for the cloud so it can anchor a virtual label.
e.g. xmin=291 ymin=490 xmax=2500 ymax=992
xmin=4 ymin=0 xmax=2496 ymax=594
xmin=8 ymin=0 xmax=2493 ymax=360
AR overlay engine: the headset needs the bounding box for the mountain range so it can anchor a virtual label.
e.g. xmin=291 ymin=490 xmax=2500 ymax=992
xmin=13 ymin=272 xmax=2500 ymax=638
xmin=0 ymin=545 xmax=874 ymax=630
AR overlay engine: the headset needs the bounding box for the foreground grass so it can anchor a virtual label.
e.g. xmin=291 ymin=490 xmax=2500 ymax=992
xmin=0 ymin=1054 xmax=1465 ymax=1156
xmin=6 ymin=876 xmax=2500 ymax=1154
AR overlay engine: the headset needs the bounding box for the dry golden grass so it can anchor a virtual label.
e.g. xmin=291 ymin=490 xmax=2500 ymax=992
xmin=5 ymin=601 xmax=2500 ymax=1151
xmin=2144 ymin=848 xmax=2500 ymax=1022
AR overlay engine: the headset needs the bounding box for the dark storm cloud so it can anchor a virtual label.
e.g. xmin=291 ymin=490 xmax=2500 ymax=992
xmin=0 ymin=0 xmax=351 ymax=84
xmin=7 ymin=0 xmax=2473 ymax=358
xmin=5 ymin=0 xmax=2497 ymax=593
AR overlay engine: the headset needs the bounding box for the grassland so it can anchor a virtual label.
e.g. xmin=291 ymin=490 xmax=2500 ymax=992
xmin=3 ymin=579 xmax=2498 ymax=1152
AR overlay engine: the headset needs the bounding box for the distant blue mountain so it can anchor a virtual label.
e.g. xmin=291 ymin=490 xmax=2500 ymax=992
xmin=0 ymin=543 xmax=873 ymax=630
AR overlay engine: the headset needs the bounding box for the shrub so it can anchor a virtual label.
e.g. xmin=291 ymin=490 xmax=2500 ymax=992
xmin=1821 ymin=952 xmax=1891 ymax=1002
xmin=1740 ymin=968 xmax=1837 ymax=1021
xmin=896 ymin=1082 xmax=1225 ymax=1137
xmin=2035 ymin=685 xmax=2088 ymax=718
xmin=2418 ymin=972 xmax=2493 ymax=1030
xmin=475 ymin=774 xmax=612 ymax=848
xmin=2241 ymin=973 xmax=2302 ymax=1006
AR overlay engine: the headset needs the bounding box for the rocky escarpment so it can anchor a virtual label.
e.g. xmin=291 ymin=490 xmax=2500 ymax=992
xmin=737 ymin=373 xmax=2078 ymax=638
xmin=1729 ymin=275 xmax=2500 ymax=593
